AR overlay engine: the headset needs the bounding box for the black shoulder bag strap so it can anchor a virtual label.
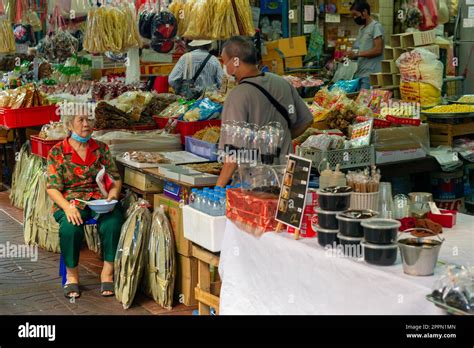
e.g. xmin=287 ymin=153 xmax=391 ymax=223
xmin=240 ymin=81 xmax=292 ymax=129
xmin=191 ymin=53 xmax=213 ymax=83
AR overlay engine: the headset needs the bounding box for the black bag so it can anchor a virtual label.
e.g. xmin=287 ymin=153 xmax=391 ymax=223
xmin=175 ymin=53 xmax=212 ymax=100
xmin=240 ymin=81 xmax=292 ymax=129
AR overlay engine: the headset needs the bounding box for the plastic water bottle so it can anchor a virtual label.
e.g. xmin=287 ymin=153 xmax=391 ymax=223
xmin=200 ymin=193 xmax=209 ymax=214
xmin=189 ymin=189 xmax=197 ymax=208
xmin=211 ymin=194 xmax=220 ymax=216
xmin=219 ymin=193 xmax=226 ymax=216
xmin=194 ymin=190 xmax=202 ymax=211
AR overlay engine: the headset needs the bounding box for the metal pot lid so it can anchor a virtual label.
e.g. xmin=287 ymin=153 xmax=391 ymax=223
xmin=318 ymin=186 xmax=352 ymax=196
xmin=336 ymin=209 xmax=379 ymax=221
xmin=315 ymin=225 xmax=339 ymax=233
xmin=337 ymin=233 xmax=364 ymax=242
xmin=315 ymin=208 xmax=345 ymax=215
xmin=361 ymin=241 xmax=398 ymax=249
xmin=361 ymin=218 xmax=401 ymax=230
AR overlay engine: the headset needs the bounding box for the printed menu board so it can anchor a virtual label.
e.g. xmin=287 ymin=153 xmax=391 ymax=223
xmin=275 ymin=155 xmax=312 ymax=229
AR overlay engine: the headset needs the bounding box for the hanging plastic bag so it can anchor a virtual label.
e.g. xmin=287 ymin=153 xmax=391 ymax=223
xmin=436 ymin=0 xmax=449 ymax=24
xmin=418 ymin=0 xmax=438 ymax=30
xmin=96 ymin=165 xmax=115 ymax=198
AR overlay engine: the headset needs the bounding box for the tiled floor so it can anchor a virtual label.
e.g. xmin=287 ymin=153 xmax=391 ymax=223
xmin=0 ymin=191 xmax=195 ymax=315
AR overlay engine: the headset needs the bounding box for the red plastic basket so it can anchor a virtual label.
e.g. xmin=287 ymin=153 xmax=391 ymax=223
xmin=153 ymin=117 xmax=221 ymax=144
xmin=30 ymin=135 xmax=63 ymax=159
xmin=0 ymin=105 xmax=59 ymax=129
xmin=153 ymin=116 xmax=175 ymax=129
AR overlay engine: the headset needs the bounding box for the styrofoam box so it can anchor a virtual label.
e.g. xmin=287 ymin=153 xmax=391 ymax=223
xmin=183 ymin=205 xmax=226 ymax=252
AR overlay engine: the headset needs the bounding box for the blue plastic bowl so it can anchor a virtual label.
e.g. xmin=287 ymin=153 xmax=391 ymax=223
xmin=87 ymin=199 xmax=118 ymax=214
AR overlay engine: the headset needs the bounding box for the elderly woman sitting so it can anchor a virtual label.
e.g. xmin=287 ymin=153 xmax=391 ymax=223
xmin=46 ymin=113 xmax=123 ymax=299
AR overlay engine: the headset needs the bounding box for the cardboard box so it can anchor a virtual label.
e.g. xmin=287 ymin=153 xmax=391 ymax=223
xmin=394 ymin=48 xmax=408 ymax=61
xmin=393 ymin=74 xmax=401 ymax=86
xmin=262 ymin=56 xmax=303 ymax=75
xmin=373 ymin=124 xmax=429 ymax=152
xmin=382 ymin=73 xmax=394 ymax=86
xmin=154 ymin=194 xmax=192 ymax=256
xmin=381 ymin=60 xmax=398 ymax=73
xmin=367 ymin=0 xmax=379 ymax=14
xmin=124 ymin=167 xmax=164 ymax=192
xmin=370 ymin=73 xmax=383 ymax=86
xmin=384 ymin=47 xmax=394 ymax=60
xmin=400 ymin=30 xmax=436 ymax=48
xmin=335 ymin=0 xmax=351 ymax=14
xmin=265 ymin=36 xmax=307 ymax=59
xmin=375 ymin=148 xmax=427 ymax=164
xmin=175 ymin=254 xmax=198 ymax=306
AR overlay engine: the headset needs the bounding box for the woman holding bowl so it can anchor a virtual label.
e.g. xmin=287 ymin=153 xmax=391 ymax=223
xmin=46 ymin=111 xmax=123 ymax=299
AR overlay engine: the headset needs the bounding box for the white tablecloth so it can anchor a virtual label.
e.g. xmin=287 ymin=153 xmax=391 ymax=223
xmin=218 ymin=214 xmax=474 ymax=315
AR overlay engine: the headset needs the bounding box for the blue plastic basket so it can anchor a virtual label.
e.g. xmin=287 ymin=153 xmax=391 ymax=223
xmin=185 ymin=136 xmax=219 ymax=162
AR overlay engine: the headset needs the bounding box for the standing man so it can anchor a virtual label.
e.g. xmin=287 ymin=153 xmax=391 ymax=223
xmin=216 ymin=36 xmax=313 ymax=187
xmin=168 ymin=40 xmax=224 ymax=94
xmin=347 ymin=0 xmax=385 ymax=90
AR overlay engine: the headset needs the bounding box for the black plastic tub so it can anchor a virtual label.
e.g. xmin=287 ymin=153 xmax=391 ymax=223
xmin=337 ymin=233 xmax=363 ymax=257
xmin=315 ymin=208 xmax=344 ymax=230
xmin=317 ymin=186 xmax=352 ymax=211
xmin=316 ymin=225 xmax=339 ymax=247
xmin=362 ymin=218 xmax=401 ymax=245
xmin=362 ymin=241 xmax=398 ymax=266
xmin=336 ymin=210 xmax=378 ymax=238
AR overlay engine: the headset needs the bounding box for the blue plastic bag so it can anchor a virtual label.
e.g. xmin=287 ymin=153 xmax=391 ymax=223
xmin=329 ymin=78 xmax=361 ymax=93
xmin=180 ymin=98 xmax=223 ymax=121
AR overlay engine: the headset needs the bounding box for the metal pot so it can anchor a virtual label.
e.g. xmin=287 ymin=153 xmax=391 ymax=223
xmin=398 ymin=228 xmax=444 ymax=276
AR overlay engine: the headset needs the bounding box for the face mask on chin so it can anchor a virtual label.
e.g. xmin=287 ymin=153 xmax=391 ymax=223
xmin=223 ymin=61 xmax=237 ymax=81
xmin=354 ymin=16 xmax=366 ymax=26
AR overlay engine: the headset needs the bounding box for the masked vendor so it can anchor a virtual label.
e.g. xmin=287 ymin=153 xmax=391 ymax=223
xmin=216 ymin=36 xmax=313 ymax=187
xmin=347 ymin=0 xmax=385 ymax=90
xmin=46 ymin=112 xmax=123 ymax=299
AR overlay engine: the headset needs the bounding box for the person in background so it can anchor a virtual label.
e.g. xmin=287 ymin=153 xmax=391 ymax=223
xmin=216 ymin=36 xmax=313 ymax=187
xmin=347 ymin=0 xmax=385 ymax=90
xmin=46 ymin=113 xmax=123 ymax=299
xmin=168 ymin=40 xmax=224 ymax=92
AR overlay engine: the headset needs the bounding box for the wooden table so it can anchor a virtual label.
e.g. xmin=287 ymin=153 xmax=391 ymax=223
xmin=192 ymin=244 xmax=221 ymax=315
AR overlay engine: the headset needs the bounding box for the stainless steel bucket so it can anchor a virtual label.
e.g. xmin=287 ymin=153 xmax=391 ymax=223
xmin=398 ymin=228 xmax=444 ymax=276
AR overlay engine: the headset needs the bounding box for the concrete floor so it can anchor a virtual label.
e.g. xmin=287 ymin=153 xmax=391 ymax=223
xmin=0 ymin=191 xmax=195 ymax=315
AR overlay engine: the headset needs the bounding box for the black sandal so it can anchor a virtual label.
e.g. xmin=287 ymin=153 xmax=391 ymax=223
xmin=100 ymin=282 xmax=115 ymax=297
xmin=64 ymin=283 xmax=81 ymax=299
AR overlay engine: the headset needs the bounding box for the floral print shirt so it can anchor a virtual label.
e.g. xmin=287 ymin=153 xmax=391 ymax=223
xmin=46 ymin=138 xmax=121 ymax=212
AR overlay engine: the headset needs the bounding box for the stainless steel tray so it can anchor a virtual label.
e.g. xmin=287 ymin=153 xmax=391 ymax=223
xmin=426 ymin=294 xmax=473 ymax=315
xmin=446 ymin=96 xmax=474 ymax=105
xmin=421 ymin=111 xmax=474 ymax=119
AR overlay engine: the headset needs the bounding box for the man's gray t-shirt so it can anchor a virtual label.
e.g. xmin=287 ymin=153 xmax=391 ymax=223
xmin=354 ymin=20 xmax=385 ymax=78
xmin=218 ymin=72 xmax=313 ymax=163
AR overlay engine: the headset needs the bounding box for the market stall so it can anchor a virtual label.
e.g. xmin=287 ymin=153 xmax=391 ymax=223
xmin=0 ymin=0 xmax=473 ymax=320
xmin=218 ymin=214 xmax=473 ymax=315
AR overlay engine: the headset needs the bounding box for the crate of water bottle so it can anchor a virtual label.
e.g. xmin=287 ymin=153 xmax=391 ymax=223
xmin=183 ymin=205 xmax=227 ymax=252
xmin=188 ymin=186 xmax=229 ymax=217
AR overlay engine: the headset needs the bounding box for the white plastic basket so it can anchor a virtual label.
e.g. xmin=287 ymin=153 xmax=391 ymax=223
xmin=350 ymin=192 xmax=379 ymax=211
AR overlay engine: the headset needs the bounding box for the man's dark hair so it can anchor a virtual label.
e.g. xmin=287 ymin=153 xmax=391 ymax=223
xmin=350 ymin=0 xmax=371 ymax=15
xmin=222 ymin=36 xmax=257 ymax=65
